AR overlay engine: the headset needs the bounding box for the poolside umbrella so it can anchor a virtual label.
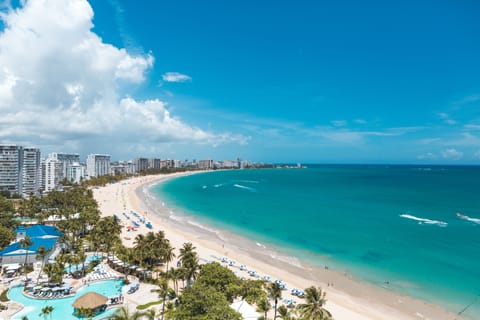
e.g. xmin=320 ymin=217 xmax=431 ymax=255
xmin=33 ymin=286 xmax=42 ymax=290
xmin=72 ymin=292 xmax=108 ymax=310
xmin=41 ymin=287 xmax=50 ymax=292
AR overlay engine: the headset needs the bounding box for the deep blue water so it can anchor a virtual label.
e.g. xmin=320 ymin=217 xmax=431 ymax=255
xmin=154 ymin=165 xmax=480 ymax=317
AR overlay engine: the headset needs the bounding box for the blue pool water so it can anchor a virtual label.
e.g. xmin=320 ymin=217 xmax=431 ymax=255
xmin=8 ymin=279 xmax=123 ymax=320
xmin=65 ymin=255 xmax=103 ymax=274
xmin=155 ymin=166 xmax=480 ymax=318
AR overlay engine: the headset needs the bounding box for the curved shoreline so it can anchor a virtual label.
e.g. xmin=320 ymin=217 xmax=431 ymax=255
xmin=94 ymin=172 xmax=466 ymax=320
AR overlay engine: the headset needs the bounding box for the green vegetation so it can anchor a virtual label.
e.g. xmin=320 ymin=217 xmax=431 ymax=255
xmin=136 ymin=300 xmax=162 ymax=310
xmin=0 ymin=225 xmax=15 ymax=249
xmin=0 ymin=289 xmax=9 ymax=302
xmin=39 ymin=305 xmax=54 ymax=320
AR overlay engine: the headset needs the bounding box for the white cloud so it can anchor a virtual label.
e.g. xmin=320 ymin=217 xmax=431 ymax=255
xmin=162 ymin=72 xmax=192 ymax=83
xmin=331 ymin=120 xmax=347 ymax=127
xmin=353 ymin=119 xmax=367 ymax=124
xmin=455 ymin=94 xmax=480 ymax=105
xmin=0 ymin=0 xmax=244 ymax=157
xmin=438 ymin=113 xmax=457 ymax=125
xmin=441 ymin=148 xmax=463 ymax=160
xmin=464 ymin=124 xmax=480 ymax=131
xmin=417 ymin=152 xmax=437 ymax=160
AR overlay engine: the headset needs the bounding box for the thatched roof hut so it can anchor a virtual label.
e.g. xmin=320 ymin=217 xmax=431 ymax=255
xmin=72 ymin=292 xmax=108 ymax=310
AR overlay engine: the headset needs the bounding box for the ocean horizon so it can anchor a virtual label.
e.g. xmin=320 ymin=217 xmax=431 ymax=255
xmin=152 ymin=165 xmax=480 ymax=318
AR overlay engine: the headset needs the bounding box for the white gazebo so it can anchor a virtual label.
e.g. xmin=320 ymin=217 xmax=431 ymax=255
xmin=230 ymin=300 xmax=261 ymax=320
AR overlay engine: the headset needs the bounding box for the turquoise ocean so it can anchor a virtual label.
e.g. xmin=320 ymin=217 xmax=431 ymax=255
xmin=153 ymin=165 xmax=480 ymax=318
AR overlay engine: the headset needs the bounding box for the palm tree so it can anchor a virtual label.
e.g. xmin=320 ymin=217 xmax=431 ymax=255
xmin=178 ymin=242 xmax=199 ymax=287
xmin=43 ymin=262 xmax=65 ymax=284
xmin=151 ymin=278 xmax=169 ymax=320
xmin=35 ymin=246 xmax=49 ymax=284
xmin=77 ymin=249 xmax=87 ymax=277
xmin=39 ymin=305 xmax=54 ymax=320
xmin=268 ymin=282 xmax=283 ymax=320
xmin=163 ymin=242 xmax=175 ymax=276
xmin=297 ymin=286 xmax=332 ymax=320
xmin=168 ymin=267 xmax=181 ymax=295
xmin=178 ymin=242 xmax=195 ymax=263
xmin=110 ymin=306 xmax=144 ymax=320
xmin=143 ymin=308 xmax=157 ymax=320
xmin=19 ymin=236 xmax=33 ymax=277
xmin=277 ymin=305 xmax=296 ymax=320
xmin=257 ymin=298 xmax=271 ymax=319
xmin=74 ymin=307 xmax=95 ymax=319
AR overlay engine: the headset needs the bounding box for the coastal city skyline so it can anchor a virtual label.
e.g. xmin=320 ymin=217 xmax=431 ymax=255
xmin=0 ymin=143 xmax=255 ymax=197
xmin=1 ymin=0 xmax=480 ymax=164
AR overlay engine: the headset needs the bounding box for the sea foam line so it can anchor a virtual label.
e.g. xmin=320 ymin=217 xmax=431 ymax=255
xmin=456 ymin=213 xmax=480 ymax=225
xmin=233 ymin=184 xmax=257 ymax=192
xmin=399 ymin=214 xmax=448 ymax=227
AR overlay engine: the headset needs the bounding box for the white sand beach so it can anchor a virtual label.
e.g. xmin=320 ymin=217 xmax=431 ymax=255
xmin=93 ymin=173 xmax=464 ymax=320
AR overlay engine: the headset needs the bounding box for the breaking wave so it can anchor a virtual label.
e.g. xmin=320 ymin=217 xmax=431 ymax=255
xmin=456 ymin=213 xmax=480 ymax=225
xmin=399 ymin=214 xmax=448 ymax=227
xmin=233 ymin=184 xmax=257 ymax=192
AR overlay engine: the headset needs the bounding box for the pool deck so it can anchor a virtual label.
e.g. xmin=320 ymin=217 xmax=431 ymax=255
xmin=0 ymin=260 xmax=134 ymax=319
xmin=0 ymin=281 xmax=22 ymax=320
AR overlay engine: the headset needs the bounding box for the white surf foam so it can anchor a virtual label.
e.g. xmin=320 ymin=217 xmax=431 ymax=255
xmin=233 ymin=184 xmax=257 ymax=192
xmin=256 ymin=242 xmax=266 ymax=249
xmin=456 ymin=212 xmax=480 ymax=224
xmin=399 ymin=214 xmax=448 ymax=227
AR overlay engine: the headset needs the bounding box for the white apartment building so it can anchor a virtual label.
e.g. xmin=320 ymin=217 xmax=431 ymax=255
xmin=86 ymin=154 xmax=111 ymax=178
xmin=66 ymin=162 xmax=85 ymax=183
xmin=198 ymin=159 xmax=214 ymax=170
xmin=44 ymin=156 xmax=62 ymax=192
xmin=49 ymin=153 xmax=80 ymax=179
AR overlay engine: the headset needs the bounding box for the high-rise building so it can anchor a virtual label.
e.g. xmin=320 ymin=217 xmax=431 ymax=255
xmin=21 ymin=147 xmax=41 ymax=196
xmin=44 ymin=156 xmax=62 ymax=192
xmin=66 ymin=162 xmax=85 ymax=183
xmin=148 ymin=158 xmax=161 ymax=170
xmin=0 ymin=145 xmax=22 ymax=195
xmin=134 ymin=158 xmax=149 ymax=173
xmin=160 ymin=159 xmax=175 ymax=169
xmin=198 ymin=159 xmax=214 ymax=170
xmin=86 ymin=154 xmax=110 ymax=178
xmin=49 ymin=153 xmax=80 ymax=179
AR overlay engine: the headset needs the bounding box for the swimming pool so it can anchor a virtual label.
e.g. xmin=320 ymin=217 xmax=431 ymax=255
xmin=8 ymin=279 xmax=124 ymax=320
xmin=65 ymin=255 xmax=103 ymax=274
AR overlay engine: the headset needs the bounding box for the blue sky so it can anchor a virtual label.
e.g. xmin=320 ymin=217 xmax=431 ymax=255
xmin=1 ymin=0 xmax=480 ymax=163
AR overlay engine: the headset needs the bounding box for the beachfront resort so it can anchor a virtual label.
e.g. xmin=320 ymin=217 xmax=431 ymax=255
xmin=0 ymin=180 xmax=333 ymax=320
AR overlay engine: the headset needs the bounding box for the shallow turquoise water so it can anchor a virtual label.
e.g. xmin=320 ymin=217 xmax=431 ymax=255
xmin=65 ymin=255 xmax=102 ymax=274
xmin=8 ymin=279 xmax=123 ymax=320
xmin=156 ymin=166 xmax=480 ymax=318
